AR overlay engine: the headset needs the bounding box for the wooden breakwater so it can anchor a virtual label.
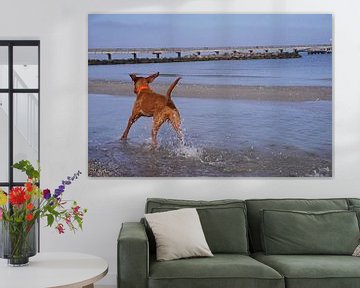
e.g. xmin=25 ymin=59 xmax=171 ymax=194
xmin=88 ymin=51 xmax=301 ymax=65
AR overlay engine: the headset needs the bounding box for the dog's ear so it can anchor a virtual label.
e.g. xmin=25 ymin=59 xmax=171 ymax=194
xmin=129 ymin=74 xmax=138 ymax=82
xmin=146 ymin=72 xmax=160 ymax=83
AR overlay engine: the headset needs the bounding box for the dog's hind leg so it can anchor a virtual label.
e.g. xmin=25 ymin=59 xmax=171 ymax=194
xmin=121 ymin=113 xmax=142 ymax=141
xmin=151 ymin=115 xmax=166 ymax=146
xmin=169 ymin=112 xmax=184 ymax=143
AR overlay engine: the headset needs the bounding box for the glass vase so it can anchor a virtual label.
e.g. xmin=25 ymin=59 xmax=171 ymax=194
xmin=0 ymin=220 xmax=37 ymax=266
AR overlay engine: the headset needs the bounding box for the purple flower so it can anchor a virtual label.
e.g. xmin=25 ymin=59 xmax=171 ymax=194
xmin=54 ymin=189 xmax=63 ymax=198
xmin=43 ymin=189 xmax=51 ymax=200
xmin=54 ymin=171 xmax=82 ymax=199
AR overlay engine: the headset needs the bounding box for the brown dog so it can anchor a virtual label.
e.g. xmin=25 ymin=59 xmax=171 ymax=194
xmin=120 ymin=72 xmax=183 ymax=146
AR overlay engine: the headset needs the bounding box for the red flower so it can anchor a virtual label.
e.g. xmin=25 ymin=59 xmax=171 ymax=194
xmin=72 ymin=205 xmax=80 ymax=215
xmin=24 ymin=193 xmax=31 ymax=201
xmin=26 ymin=203 xmax=34 ymax=210
xmin=65 ymin=214 xmax=71 ymax=225
xmin=9 ymin=187 xmax=26 ymax=205
xmin=56 ymin=223 xmax=65 ymax=234
xmin=25 ymin=182 xmax=33 ymax=192
xmin=26 ymin=214 xmax=33 ymax=221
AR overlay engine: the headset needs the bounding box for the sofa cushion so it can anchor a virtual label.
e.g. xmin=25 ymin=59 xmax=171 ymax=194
xmin=261 ymin=209 xmax=359 ymax=255
xmin=252 ymin=252 xmax=360 ymax=288
xmin=145 ymin=208 xmax=213 ymax=261
xmin=246 ymin=198 xmax=349 ymax=252
xmin=149 ymin=254 xmax=284 ymax=288
xmin=146 ymin=198 xmax=249 ymax=254
xmin=347 ymin=198 xmax=360 ymax=207
xmin=347 ymin=199 xmax=360 ymax=229
xmin=349 ymin=205 xmax=360 ymax=228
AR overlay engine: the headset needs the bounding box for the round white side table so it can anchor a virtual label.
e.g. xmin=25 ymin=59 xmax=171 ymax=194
xmin=0 ymin=252 xmax=108 ymax=288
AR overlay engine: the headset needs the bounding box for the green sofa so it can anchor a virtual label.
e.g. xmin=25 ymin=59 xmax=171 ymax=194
xmin=118 ymin=198 xmax=360 ymax=288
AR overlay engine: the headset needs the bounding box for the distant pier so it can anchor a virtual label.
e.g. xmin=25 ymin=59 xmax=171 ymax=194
xmin=88 ymin=44 xmax=332 ymax=65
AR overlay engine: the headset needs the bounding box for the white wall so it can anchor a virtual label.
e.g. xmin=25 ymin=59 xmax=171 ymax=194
xmin=1 ymin=0 xmax=360 ymax=286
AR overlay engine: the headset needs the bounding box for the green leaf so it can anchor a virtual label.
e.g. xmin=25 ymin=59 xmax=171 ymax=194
xmin=46 ymin=205 xmax=60 ymax=217
xmin=47 ymin=214 xmax=54 ymax=227
xmin=75 ymin=216 xmax=83 ymax=230
xmin=12 ymin=160 xmax=40 ymax=180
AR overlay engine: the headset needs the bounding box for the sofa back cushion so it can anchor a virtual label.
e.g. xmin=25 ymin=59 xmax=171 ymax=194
xmin=261 ymin=209 xmax=359 ymax=255
xmin=145 ymin=198 xmax=249 ymax=254
xmin=246 ymin=198 xmax=349 ymax=252
xmin=347 ymin=199 xmax=360 ymax=228
xmin=348 ymin=198 xmax=360 ymax=207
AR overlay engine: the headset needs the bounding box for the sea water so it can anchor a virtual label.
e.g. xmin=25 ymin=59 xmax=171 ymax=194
xmin=88 ymin=53 xmax=332 ymax=87
xmin=88 ymin=54 xmax=332 ymax=177
xmin=88 ymin=94 xmax=332 ymax=177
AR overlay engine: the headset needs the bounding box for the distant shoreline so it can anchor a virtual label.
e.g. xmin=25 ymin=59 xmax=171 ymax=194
xmin=88 ymin=52 xmax=301 ymax=65
xmin=88 ymin=79 xmax=332 ymax=102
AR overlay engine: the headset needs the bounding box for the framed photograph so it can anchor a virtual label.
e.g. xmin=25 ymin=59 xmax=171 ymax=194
xmin=88 ymin=14 xmax=332 ymax=177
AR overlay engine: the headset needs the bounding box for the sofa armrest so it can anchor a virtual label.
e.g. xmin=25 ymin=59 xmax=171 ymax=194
xmin=118 ymin=222 xmax=149 ymax=288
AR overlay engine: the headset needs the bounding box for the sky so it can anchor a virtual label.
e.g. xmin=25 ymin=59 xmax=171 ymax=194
xmin=88 ymin=14 xmax=332 ymax=49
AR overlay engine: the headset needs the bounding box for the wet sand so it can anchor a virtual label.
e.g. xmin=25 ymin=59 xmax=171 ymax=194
xmin=88 ymin=80 xmax=332 ymax=102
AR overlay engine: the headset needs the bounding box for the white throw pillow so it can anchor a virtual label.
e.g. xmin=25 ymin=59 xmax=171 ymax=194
xmin=353 ymin=244 xmax=360 ymax=256
xmin=145 ymin=208 xmax=213 ymax=261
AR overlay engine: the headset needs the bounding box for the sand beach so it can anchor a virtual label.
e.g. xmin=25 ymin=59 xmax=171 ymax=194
xmin=88 ymin=80 xmax=332 ymax=102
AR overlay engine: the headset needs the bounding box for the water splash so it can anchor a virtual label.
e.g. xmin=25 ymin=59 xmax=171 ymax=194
xmin=173 ymin=144 xmax=203 ymax=159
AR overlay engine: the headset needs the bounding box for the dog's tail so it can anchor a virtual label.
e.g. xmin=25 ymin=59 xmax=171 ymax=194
xmin=166 ymin=77 xmax=181 ymax=101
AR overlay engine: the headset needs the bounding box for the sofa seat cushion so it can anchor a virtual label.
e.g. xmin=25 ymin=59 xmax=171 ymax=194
xmin=252 ymin=252 xmax=360 ymax=288
xmin=149 ymin=254 xmax=284 ymax=288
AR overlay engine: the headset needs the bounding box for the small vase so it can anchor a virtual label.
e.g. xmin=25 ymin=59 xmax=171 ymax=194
xmin=0 ymin=220 xmax=37 ymax=266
